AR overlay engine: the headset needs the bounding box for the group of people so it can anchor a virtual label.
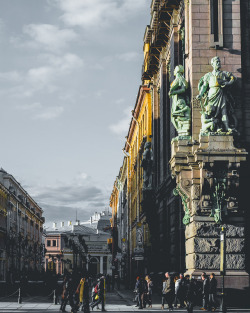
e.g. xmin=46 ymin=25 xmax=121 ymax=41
xmin=134 ymin=272 xmax=217 ymax=312
xmin=162 ymin=272 xmax=217 ymax=312
xmin=134 ymin=275 xmax=153 ymax=309
xmin=59 ymin=273 xmax=106 ymax=313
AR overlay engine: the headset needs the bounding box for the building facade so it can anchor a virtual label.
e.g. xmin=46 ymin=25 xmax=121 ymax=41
xmin=45 ymin=222 xmax=112 ymax=276
xmin=110 ymin=0 xmax=250 ymax=297
xmin=0 ymin=169 xmax=45 ymax=281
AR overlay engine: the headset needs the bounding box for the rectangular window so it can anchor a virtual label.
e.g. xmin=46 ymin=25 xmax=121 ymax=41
xmin=210 ymin=0 xmax=219 ymax=42
xmin=210 ymin=0 xmax=223 ymax=47
xmin=52 ymin=240 xmax=57 ymax=247
xmin=47 ymin=240 xmax=51 ymax=247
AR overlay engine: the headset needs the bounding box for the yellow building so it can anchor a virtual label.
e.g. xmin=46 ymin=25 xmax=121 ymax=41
xmin=124 ymin=85 xmax=152 ymax=276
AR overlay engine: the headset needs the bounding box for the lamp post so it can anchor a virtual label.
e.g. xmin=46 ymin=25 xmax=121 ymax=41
xmin=220 ymin=226 xmax=226 ymax=313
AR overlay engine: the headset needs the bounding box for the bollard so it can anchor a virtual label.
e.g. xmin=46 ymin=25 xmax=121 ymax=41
xmin=18 ymin=288 xmax=22 ymax=304
xmin=53 ymin=289 xmax=57 ymax=305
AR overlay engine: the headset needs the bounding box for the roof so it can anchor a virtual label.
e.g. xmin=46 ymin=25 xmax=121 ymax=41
xmin=45 ymin=224 xmax=102 ymax=235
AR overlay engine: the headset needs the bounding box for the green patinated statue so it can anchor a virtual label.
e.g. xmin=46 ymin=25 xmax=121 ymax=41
xmin=169 ymin=65 xmax=190 ymax=136
xmin=172 ymin=99 xmax=191 ymax=135
xmin=197 ymin=56 xmax=237 ymax=134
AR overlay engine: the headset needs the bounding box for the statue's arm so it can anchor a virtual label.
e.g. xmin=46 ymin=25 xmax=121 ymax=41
xmin=227 ymin=73 xmax=236 ymax=86
xmin=196 ymin=81 xmax=208 ymax=100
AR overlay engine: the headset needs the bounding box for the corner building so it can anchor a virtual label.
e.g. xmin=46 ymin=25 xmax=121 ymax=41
xmin=110 ymin=0 xmax=250 ymax=298
xmin=141 ymin=0 xmax=250 ymax=298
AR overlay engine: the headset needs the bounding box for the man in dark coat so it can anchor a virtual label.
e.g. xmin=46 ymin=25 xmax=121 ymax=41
xmin=208 ymin=273 xmax=217 ymax=312
xmin=201 ymin=272 xmax=209 ymax=310
xmin=175 ymin=273 xmax=186 ymax=308
xmin=185 ymin=275 xmax=196 ymax=313
xmin=138 ymin=276 xmax=148 ymax=309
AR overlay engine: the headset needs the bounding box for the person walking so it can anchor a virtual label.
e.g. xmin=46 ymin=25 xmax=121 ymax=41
xmin=91 ymin=276 xmax=106 ymax=312
xmin=145 ymin=276 xmax=153 ymax=308
xmin=200 ymin=272 xmax=209 ymax=311
xmin=162 ymin=272 xmax=174 ymax=311
xmin=60 ymin=276 xmax=69 ymax=312
xmin=76 ymin=277 xmax=90 ymax=313
xmin=134 ymin=276 xmax=140 ymax=307
xmin=138 ymin=276 xmax=147 ymax=309
xmin=185 ymin=275 xmax=196 ymax=313
xmin=208 ymin=273 xmax=217 ymax=312
xmin=174 ymin=273 xmax=186 ymax=308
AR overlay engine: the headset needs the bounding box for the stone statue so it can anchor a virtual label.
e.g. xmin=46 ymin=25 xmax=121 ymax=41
xmin=197 ymin=56 xmax=237 ymax=134
xmin=168 ymin=65 xmax=189 ymax=131
xmin=200 ymin=106 xmax=217 ymax=134
xmin=141 ymin=142 xmax=153 ymax=190
xmin=172 ymin=99 xmax=191 ymax=135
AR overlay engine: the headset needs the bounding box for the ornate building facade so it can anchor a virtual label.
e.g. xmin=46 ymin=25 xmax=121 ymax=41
xmin=110 ymin=0 xmax=250 ymax=298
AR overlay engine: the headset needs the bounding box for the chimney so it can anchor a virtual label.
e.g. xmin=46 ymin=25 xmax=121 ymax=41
xmin=61 ymin=222 xmax=64 ymax=227
xmin=68 ymin=221 xmax=72 ymax=226
xmin=53 ymin=222 xmax=57 ymax=229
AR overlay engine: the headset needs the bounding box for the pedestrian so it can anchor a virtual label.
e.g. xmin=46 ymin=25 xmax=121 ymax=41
xmin=162 ymin=272 xmax=174 ymax=311
xmin=90 ymin=282 xmax=99 ymax=310
xmin=76 ymin=277 xmax=90 ymax=313
xmin=185 ymin=276 xmax=196 ymax=313
xmin=174 ymin=273 xmax=186 ymax=308
xmin=208 ymin=273 xmax=217 ymax=312
xmin=134 ymin=276 xmax=140 ymax=307
xmin=60 ymin=276 xmax=69 ymax=312
xmin=91 ymin=275 xmax=106 ymax=312
xmin=200 ymin=272 xmax=209 ymax=311
xmin=138 ymin=276 xmax=147 ymax=309
xmin=145 ymin=275 xmax=153 ymax=308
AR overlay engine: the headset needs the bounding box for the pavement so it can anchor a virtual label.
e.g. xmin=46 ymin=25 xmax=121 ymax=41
xmin=0 ymin=287 xmax=250 ymax=312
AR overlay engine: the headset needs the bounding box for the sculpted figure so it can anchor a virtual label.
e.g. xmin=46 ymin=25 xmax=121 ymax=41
xmin=141 ymin=142 xmax=153 ymax=190
xmin=169 ymin=65 xmax=189 ymax=130
xmin=172 ymin=99 xmax=191 ymax=135
xmin=197 ymin=56 xmax=237 ymax=133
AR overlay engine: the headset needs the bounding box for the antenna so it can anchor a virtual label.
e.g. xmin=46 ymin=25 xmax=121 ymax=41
xmin=76 ymin=209 xmax=78 ymax=222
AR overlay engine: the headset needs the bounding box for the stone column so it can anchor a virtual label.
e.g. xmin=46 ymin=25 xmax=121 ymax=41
xmin=100 ymin=256 xmax=104 ymax=274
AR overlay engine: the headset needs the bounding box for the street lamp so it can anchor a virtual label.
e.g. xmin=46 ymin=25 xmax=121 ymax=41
xmin=220 ymin=226 xmax=226 ymax=313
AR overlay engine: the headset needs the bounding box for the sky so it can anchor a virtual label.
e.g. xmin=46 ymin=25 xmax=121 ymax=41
xmin=0 ymin=0 xmax=150 ymax=225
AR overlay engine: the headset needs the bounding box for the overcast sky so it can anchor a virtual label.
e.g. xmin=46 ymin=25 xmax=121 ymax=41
xmin=0 ymin=0 xmax=150 ymax=225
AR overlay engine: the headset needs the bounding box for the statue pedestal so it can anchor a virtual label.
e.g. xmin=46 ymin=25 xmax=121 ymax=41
xmin=170 ymin=135 xmax=249 ymax=293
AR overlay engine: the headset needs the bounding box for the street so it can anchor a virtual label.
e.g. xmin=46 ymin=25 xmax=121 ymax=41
xmin=1 ymin=289 xmax=250 ymax=313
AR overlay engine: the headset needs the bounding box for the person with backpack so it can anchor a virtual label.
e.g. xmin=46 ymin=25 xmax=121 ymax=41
xmin=162 ymin=272 xmax=174 ymax=311
xmin=91 ymin=276 xmax=106 ymax=312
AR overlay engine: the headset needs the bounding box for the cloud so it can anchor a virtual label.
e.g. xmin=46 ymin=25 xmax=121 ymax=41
xmin=109 ymin=106 xmax=132 ymax=135
xmin=17 ymin=102 xmax=42 ymax=111
xmin=0 ymin=71 xmax=22 ymax=82
xmin=50 ymin=0 xmax=148 ymax=29
xmin=0 ymin=53 xmax=84 ymax=101
xmin=117 ymin=52 xmax=140 ymax=62
xmin=34 ymin=106 xmax=64 ymax=120
xmin=23 ymin=24 xmax=78 ymax=52
xmin=26 ymin=174 xmax=108 ymax=223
